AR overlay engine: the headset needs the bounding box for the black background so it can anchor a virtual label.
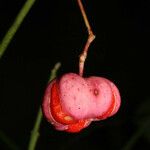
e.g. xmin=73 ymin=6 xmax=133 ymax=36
xmin=0 ymin=0 xmax=150 ymax=150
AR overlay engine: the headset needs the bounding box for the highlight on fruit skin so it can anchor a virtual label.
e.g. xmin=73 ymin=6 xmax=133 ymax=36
xmin=42 ymin=73 xmax=121 ymax=133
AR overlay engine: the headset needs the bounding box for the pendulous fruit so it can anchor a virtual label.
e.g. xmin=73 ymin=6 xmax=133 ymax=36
xmin=42 ymin=73 xmax=121 ymax=133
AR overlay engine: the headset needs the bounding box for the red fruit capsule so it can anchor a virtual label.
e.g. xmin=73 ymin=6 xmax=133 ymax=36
xmin=51 ymin=82 xmax=76 ymax=125
xmin=42 ymin=73 xmax=121 ymax=133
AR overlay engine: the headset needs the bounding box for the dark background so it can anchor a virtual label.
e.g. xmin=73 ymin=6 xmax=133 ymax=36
xmin=0 ymin=0 xmax=150 ymax=150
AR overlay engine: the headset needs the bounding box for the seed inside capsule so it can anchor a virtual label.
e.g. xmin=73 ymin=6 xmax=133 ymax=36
xmin=64 ymin=116 xmax=73 ymax=121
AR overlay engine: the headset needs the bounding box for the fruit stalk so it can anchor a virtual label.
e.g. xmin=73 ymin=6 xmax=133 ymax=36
xmin=77 ymin=0 xmax=95 ymax=76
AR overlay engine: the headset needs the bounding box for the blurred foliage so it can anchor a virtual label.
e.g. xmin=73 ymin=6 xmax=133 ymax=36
xmin=135 ymin=98 xmax=150 ymax=142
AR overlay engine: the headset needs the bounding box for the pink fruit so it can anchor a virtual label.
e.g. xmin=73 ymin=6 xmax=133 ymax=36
xmin=42 ymin=73 xmax=121 ymax=133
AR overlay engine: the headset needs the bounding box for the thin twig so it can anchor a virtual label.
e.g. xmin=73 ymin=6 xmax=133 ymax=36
xmin=77 ymin=0 xmax=95 ymax=76
xmin=0 ymin=130 xmax=20 ymax=150
xmin=28 ymin=62 xmax=61 ymax=150
xmin=121 ymin=120 xmax=150 ymax=150
xmin=0 ymin=0 xmax=37 ymax=59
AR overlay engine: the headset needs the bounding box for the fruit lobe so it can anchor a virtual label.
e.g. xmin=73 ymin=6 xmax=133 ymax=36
xmin=42 ymin=73 xmax=121 ymax=133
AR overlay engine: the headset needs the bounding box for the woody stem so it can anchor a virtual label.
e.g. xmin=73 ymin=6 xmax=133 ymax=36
xmin=77 ymin=0 xmax=95 ymax=76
